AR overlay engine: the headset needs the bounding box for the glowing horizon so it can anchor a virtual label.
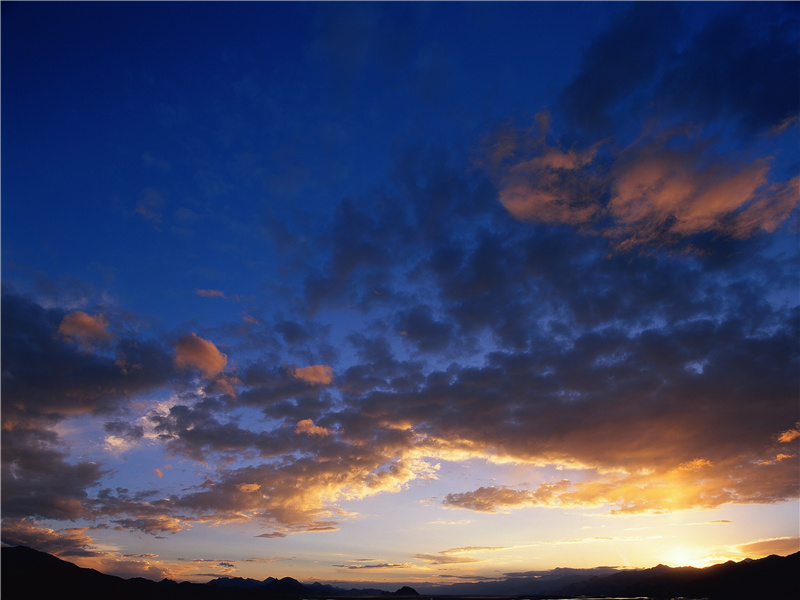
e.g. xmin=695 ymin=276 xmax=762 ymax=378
xmin=2 ymin=1 xmax=798 ymax=587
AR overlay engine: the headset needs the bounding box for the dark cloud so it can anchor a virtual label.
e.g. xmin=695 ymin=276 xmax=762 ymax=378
xmin=559 ymin=3 xmax=800 ymax=140
xmin=559 ymin=2 xmax=682 ymax=136
xmin=1 ymin=289 xmax=174 ymax=423
xmin=655 ymin=3 xmax=800 ymax=137
xmin=1 ymin=427 xmax=105 ymax=520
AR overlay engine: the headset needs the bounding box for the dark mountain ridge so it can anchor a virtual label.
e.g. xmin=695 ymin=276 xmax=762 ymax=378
xmin=1 ymin=544 xmax=798 ymax=600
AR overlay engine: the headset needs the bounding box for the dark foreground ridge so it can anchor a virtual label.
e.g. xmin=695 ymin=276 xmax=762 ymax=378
xmin=1 ymin=545 xmax=798 ymax=600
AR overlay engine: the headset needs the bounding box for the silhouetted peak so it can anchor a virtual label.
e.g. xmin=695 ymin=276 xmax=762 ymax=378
xmin=393 ymin=586 xmax=419 ymax=595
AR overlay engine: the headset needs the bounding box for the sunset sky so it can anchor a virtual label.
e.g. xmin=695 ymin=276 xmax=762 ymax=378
xmin=2 ymin=1 xmax=799 ymax=587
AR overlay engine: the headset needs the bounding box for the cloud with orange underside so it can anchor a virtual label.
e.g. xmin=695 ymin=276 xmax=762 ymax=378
xmin=734 ymin=536 xmax=800 ymax=559
xmin=441 ymin=451 xmax=799 ymax=515
xmin=777 ymin=424 xmax=800 ymax=443
xmin=58 ymin=311 xmax=113 ymax=345
xmin=195 ymin=289 xmax=226 ymax=298
xmin=483 ymin=115 xmax=799 ymax=250
xmin=295 ymin=419 xmax=330 ymax=437
xmin=0 ymin=519 xmax=184 ymax=580
xmin=174 ymin=333 xmax=227 ymax=377
xmin=291 ymin=364 xmax=334 ymax=385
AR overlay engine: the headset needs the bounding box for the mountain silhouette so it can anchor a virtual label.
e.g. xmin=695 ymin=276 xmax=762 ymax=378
xmin=2 ymin=544 xmax=798 ymax=600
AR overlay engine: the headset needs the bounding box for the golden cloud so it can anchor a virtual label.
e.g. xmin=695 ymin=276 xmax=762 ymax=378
xmin=58 ymin=312 xmax=112 ymax=344
xmin=777 ymin=424 xmax=800 ymax=443
xmin=483 ymin=117 xmax=799 ymax=249
xmin=295 ymin=419 xmax=330 ymax=437
xmin=292 ymin=364 xmax=334 ymax=385
xmin=174 ymin=333 xmax=227 ymax=377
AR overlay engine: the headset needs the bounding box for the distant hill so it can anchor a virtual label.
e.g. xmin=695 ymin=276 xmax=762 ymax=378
xmin=2 ymin=544 xmax=798 ymax=600
xmin=0 ymin=546 xmax=417 ymax=600
xmin=556 ymin=551 xmax=800 ymax=600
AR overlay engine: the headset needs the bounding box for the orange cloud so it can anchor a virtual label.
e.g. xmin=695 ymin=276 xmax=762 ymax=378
xmin=292 ymin=364 xmax=334 ymax=385
xmin=414 ymin=553 xmax=479 ymax=564
xmin=777 ymin=424 xmax=800 ymax=443
xmin=735 ymin=536 xmax=800 ymax=558
xmin=174 ymin=333 xmax=227 ymax=377
xmin=58 ymin=312 xmax=112 ymax=344
xmin=237 ymin=483 xmax=261 ymax=493
xmin=483 ymin=115 xmax=602 ymax=228
xmin=195 ymin=289 xmax=226 ymax=298
xmin=295 ymin=419 xmax=330 ymax=437
xmin=607 ymin=146 xmax=778 ymax=248
xmin=483 ymin=118 xmax=799 ymax=249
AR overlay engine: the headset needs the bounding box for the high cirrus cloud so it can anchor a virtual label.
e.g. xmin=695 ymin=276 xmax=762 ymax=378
xmin=174 ymin=333 xmax=227 ymax=377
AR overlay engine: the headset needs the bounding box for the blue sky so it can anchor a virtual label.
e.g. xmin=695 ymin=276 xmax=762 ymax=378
xmin=3 ymin=1 xmax=799 ymax=585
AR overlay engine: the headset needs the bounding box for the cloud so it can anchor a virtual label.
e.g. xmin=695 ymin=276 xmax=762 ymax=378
xmin=295 ymin=419 xmax=330 ymax=437
xmin=58 ymin=311 xmax=113 ymax=345
xmin=1 ymin=426 xmax=106 ymax=520
xmin=484 ymin=121 xmax=799 ymax=250
xmin=443 ymin=481 xmax=571 ymax=513
xmin=292 ymin=364 xmax=334 ymax=385
xmin=559 ymin=2 xmax=682 ymax=135
xmin=440 ymin=545 xmax=511 ymax=554
xmin=135 ymin=187 xmax=165 ymax=224
xmin=174 ymin=333 xmax=227 ymax=377
xmin=560 ymin=3 xmax=800 ymax=139
xmin=0 ymin=519 xmax=178 ymax=580
xmin=237 ymin=483 xmax=261 ymax=493
xmin=195 ymin=289 xmax=226 ymax=298
xmin=777 ymin=424 xmax=800 ymax=443
xmin=735 ymin=537 xmax=800 ymax=559
xmin=2 ymin=290 xmax=174 ymax=422
xmin=415 ymin=553 xmax=479 ymax=565
xmin=0 ymin=519 xmax=99 ymax=557
xmin=333 ymin=562 xmax=414 ymax=570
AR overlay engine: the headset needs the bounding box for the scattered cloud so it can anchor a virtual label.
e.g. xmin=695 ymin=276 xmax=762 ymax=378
xmin=58 ymin=311 xmax=113 ymax=345
xmin=292 ymin=364 xmax=334 ymax=385
xmin=777 ymin=424 xmax=800 ymax=443
xmin=295 ymin=419 xmax=330 ymax=437
xmin=735 ymin=537 xmax=800 ymax=559
xmin=195 ymin=289 xmax=227 ymax=299
xmin=174 ymin=333 xmax=227 ymax=378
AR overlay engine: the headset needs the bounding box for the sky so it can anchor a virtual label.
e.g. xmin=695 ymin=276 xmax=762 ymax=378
xmin=2 ymin=0 xmax=799 ymax=587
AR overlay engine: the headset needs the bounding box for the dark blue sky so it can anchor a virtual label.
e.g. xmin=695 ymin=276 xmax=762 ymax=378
xmin=2 ymin=0 xmax=799 ymax=584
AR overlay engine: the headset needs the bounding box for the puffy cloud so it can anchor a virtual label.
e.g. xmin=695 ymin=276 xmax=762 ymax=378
xmin=174 ymin=333 xmax=227 ymax=377
xmin=57 ymin=311 xmax=112 ymax=345
xmin=2 ymin=291 xmax=174 ymax=422
xmin=484 ymin=122 xmax=799 ymax=250
xmin=0 ymin=519 xmax=98 ymax=557
xmin=292 ymin=364 xmax=334 ymax=385
xmin=777 ymin=425 xmax=800 ymax=443
xmin=295 ymin=419 xmax=330 ymax=437
xmin=1 ymin=426 xmax=106 ymax=520
xmin=443 ymin=481 xmax=571 ymax=513
xmin=0 ymin=519 xmax=180 ymax=580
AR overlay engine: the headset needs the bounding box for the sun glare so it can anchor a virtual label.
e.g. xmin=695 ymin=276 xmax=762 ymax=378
xmin=664 ymin=546 xmax=715 ymax=568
